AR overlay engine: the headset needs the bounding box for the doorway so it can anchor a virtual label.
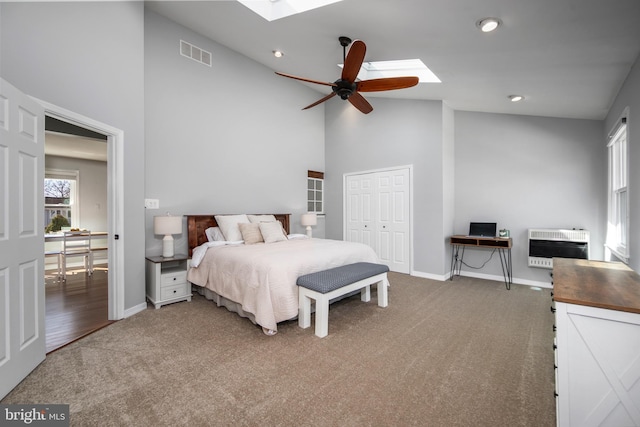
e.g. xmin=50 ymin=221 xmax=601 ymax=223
xmin=39 ymin=99 xmax=126 ymax=324
xmin=44 ymin=117 xmax=112 ymax=353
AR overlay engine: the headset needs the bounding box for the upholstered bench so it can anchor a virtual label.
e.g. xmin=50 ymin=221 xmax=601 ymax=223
xmin=297 ymin=262 xmax=389 ymax=338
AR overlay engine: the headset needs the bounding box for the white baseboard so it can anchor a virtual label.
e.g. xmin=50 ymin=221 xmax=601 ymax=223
xmin=410 ymin=269 xmax=552 ymax=289
xmin=124 ymin=301 xmax=147 ymax=318
xmin=411 ymin=270 xmax=448 ymax=281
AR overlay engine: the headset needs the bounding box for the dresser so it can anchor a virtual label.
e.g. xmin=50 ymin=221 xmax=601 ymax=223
xmin=145 ymin=255 xmax=191 ymax=309
xmin=552 ymin=258 xmax=640 ymax=426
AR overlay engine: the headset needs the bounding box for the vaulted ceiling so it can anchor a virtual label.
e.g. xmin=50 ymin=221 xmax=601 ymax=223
xmin=146 ymin=0 xmax=640 ymax=120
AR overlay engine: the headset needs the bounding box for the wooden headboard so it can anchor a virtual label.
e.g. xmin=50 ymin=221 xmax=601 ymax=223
xmin=186 ymin=214 xmax=291 ymax=257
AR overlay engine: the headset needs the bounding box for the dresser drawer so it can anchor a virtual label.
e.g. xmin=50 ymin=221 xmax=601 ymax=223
xmin=161 ymin=282 xmax=189 ymax=300
xmin=161 ymin=270 xmax=187 ymax=287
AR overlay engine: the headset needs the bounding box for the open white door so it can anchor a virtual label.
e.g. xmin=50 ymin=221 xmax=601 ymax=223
xmin=0 ymin=78 xmax=46 ymax=399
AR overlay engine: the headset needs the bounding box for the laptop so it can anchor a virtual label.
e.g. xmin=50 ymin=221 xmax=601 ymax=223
xmin=468 ymin=222 xmax=497 ymax=237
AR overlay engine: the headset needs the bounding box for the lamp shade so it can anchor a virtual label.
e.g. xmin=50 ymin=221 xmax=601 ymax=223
xmin=154 ymin=215 xmax=182 ymax=235
xmin=301 ymin=213 xmax=317 ymax=227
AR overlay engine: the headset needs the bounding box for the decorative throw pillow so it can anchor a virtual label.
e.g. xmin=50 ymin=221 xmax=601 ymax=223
xmin=205 ymin=226 xmax=225 ymax=242
xmin=259 ymin=221 xmax=288 ymax=243
xmin=214 ymin=214 xmax=250 ymax=242
xmin=238 ymin=222 xmax=264 ymax=244
xmin=247 ymin=214 xmax=277 ymax=223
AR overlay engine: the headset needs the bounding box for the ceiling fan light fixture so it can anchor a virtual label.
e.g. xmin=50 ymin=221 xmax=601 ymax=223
xmin=509 ymin=94 xmax=524 ymax=102
xmin=477 ymin=17 xmax=501 ymax=33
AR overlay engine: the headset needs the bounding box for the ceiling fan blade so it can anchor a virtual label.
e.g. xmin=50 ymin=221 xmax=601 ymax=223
xmin=348 ymin=92 xmax=373 ymax=114
xmin=275 ymin=72 xmax=337 ymax=88
xmin=357 ymin=76 xmax=419 ymax=92
xmin=302 ymin=92 xmax=337 ymax=110
xmin=341 ymin=40 xmax=366 ymax=83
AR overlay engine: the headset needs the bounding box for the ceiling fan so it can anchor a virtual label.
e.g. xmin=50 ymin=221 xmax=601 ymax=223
xmin=275 ymin=36 xmax=419 ymax=114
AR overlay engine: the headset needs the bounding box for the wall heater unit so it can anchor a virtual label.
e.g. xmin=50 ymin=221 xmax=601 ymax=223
xmin=528 ymin=229 xmax=590 ymax=269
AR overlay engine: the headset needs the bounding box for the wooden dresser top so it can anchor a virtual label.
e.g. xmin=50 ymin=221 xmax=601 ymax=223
xmin=553 ymin=258 xmax=640 ymax=314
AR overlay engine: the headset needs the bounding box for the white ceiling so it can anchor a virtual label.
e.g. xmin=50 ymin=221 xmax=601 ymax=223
xmin=45 ymin=132 xmax=107 ymax=162
xmin=146 ymin=0 xmax=640 ymax=120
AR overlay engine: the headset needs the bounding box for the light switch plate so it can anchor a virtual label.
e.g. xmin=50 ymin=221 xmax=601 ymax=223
xmin=144 ymin=199 xmax=159 ymax=209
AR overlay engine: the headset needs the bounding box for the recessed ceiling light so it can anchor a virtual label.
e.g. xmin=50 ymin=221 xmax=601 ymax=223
xmin=476 ymin=17 xmax=501 ymax=32
xmin=273 ymin=50 xmax=284 ymax=58
xmin=509 ymin=95 xmax=524 ymax=102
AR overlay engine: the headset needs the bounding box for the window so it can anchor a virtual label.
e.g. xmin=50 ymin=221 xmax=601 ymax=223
xmin=307 ymin=170 xmax=324 ymax=214
xmin=606 ymin=114 xmax=629 ymax=261
xmin=45 ymin=169 xmax=79 ymax=231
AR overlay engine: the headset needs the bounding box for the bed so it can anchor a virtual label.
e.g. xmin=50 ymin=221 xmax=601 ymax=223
xmin=185 ymin=213 xmax=381 ymax=334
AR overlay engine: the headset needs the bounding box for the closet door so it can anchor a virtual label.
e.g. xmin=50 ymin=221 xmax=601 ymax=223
xmin=345 ymin=174 xmax=375 ymax=247
xmin=345 ymin=168 xmax=411 ymax=274
xmin=376 ymin=169 xmax=410 ymax=273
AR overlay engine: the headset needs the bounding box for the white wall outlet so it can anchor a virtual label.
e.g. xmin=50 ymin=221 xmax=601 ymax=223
xmin=144 ymin=199 xmax=159 ymax=209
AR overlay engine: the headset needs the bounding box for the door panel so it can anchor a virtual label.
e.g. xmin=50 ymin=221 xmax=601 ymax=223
xmin=0 ymin=78 xmax=46 ymax=399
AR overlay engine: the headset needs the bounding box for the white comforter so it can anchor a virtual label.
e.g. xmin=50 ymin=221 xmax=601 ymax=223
xmin=186 ymin=238 xmax=380 ymax=332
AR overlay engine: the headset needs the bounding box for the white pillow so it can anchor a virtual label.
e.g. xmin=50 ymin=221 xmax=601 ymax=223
xmin=205 ymin=226 xmax=225 ymax=242
xmin=247 ymin=214 xmax=277 ymax=223
xmin=259 ymin=221 xmax=288 ymax=243
xmin=214 ymin=214 xmax=250 ymax=242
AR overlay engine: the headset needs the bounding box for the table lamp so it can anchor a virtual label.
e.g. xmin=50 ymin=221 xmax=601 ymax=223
xmin=301 ymin=213 xmax=317 ymax=238
xmin=154 ymin=213 xmax=182 ymax=258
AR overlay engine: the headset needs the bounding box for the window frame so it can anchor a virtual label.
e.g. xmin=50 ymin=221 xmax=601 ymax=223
xmin=307 ymin=170 xmax=324 ymax=214
xmin=45 ymin=168 xmax=79 ymax=230
xmin=605 ymin=111 xmax=629 ymax=262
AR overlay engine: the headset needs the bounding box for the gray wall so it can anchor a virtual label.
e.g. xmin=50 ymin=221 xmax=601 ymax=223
xmin=144 ymin=10 xmax=327 ymax=256
xmin=1 ymin=2 xmax=146 ymax=311
xmin=325 ymin=97 xmax=606 ymax=286
xmin=324 ymin=98 xmax=446 ymax=276
xmin=454 ymin=112 xmax=605 ymax=285
xmin=605 ymin=56 xmax=640 ymax=272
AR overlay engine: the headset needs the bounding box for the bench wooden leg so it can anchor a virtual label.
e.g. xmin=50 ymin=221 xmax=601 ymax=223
xmin=378 ymin=276 xmax=389 ymax=308
xmin=298 ymin=290 xmax=312 ymax=329
xmin=360 ymin=285 xmax=371 ymax=302
xmin=314 ymin=294 xmax=330 ymax=338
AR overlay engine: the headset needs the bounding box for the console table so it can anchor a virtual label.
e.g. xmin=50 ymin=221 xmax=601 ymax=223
xmin=449 ymin=235 xmax=513 ymax=289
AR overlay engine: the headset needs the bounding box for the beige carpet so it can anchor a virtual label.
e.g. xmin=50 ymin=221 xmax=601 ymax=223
xmin=2 ymin=273 xmax=556 ymax=426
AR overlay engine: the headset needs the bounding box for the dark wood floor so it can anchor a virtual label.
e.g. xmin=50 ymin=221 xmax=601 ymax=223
xmin=45 ymin=265 xmax=114 ymax=354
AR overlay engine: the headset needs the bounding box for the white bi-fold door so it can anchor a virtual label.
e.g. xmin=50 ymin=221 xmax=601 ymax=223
xmin=345 ymin=167 xmax=411 ymax=274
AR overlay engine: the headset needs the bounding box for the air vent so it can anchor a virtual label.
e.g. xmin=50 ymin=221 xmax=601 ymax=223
xmin=529 ymin=229 xmax=589 ymax=242
xmin=180 ymin=40 xmax=212 ymax=67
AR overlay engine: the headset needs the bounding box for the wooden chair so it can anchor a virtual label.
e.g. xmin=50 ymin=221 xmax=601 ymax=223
xmin=60 ymin=231 xmax=93 ymax=280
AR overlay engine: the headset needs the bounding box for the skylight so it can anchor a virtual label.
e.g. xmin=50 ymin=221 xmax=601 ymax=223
xmin=237 ymin=0 xmax=343 ymax=22
xmin=340 ymin=59 xmax=441 ymax=83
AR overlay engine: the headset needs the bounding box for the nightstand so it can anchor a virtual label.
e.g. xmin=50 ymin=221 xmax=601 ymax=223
xmin=145 ymin=254 xmax=192 ymax=309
